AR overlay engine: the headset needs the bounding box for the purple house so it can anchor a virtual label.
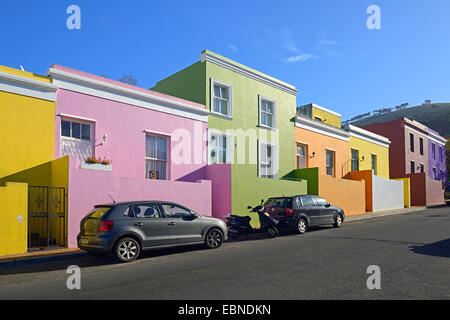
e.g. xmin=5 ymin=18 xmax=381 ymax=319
xmin=427 ymin=128 xmax=447 ymax=182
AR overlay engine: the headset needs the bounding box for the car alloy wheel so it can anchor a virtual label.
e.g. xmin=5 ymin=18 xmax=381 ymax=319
xmin=205 ymin=229 xmax=223 ymax=249
xmin=116 ymin=238 xmax=140 ymax=262
xmin=334 ymin=214 xmax=343 ymax=228
xmin=297 ymin=218 xmax=307 ymax=234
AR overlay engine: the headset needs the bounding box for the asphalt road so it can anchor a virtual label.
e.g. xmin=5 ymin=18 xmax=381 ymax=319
xmin=0 ymin=207 xmax=449 ymax=300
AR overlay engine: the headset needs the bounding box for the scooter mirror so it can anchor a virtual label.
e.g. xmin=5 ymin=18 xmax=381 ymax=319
xmin=261 ymin=199 xmax=264 ymax=204
xmin=247 ymin=206 xmax=252 ymax=209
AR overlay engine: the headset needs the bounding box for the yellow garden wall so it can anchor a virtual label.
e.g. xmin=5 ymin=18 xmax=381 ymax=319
xmin=0 ymin=182 xmax=28 ymax=256
xmin=393 ymin=178 xmax=411 ymax=208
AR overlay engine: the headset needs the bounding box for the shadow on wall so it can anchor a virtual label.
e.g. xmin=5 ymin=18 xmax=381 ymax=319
xmin=410 ymin=238 xmax=450 ymax=258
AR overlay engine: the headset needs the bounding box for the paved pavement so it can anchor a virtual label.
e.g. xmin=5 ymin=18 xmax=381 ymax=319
xmin=0 ymin=206 xmax=449 ymax=300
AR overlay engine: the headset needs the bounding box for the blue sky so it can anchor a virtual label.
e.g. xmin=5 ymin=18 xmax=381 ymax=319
xmin=1 ymin=0 xmax=449 ymax=121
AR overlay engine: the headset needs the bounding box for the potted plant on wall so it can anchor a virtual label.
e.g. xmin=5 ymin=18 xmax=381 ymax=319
xmin=81 ymin=156 xmax=113 ymax=171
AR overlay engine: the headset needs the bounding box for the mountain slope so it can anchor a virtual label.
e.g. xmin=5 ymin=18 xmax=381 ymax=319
xmin=349 ymin=103 xmax=450 ymax=138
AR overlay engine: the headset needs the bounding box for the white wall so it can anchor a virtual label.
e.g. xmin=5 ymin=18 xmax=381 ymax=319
xmin=372 ymin=174 xmax=404 ymax=212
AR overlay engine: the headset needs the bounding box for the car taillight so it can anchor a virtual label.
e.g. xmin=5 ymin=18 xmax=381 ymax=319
xmin=286 ymin=208 xmax=294 ymax=215
xmin=98 ymin=220 xmax=113 ymax=232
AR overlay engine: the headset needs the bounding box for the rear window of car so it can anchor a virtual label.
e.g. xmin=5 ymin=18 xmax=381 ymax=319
xmin=266 ymin=198 xmax=292 ymax=207
xmin=87 ymin=207 xmax=111 ymax=219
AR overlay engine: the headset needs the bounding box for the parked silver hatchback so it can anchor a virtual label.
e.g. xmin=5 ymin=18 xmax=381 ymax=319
xmin=77 ymin=201 xmax=228 ymax=262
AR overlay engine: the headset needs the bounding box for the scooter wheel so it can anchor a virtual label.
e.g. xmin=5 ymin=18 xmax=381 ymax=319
xmin=267 ymin=226 xmax=278 ymax=238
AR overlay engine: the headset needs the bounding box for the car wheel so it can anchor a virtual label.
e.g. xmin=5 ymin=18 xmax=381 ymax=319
xmin=205 ymin=228 xmax=224 ymax=249
xmin=334 ymin=214 xmax=343 ymax=228
xmin=267 ymin=226 xmax=278 ymax=238
xmin=296 ymin=218 xmax=307 ymax=234
xmin=114 ymin=237 xmax=141 ymax=263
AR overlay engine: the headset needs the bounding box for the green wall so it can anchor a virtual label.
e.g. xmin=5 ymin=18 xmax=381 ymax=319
xmin=284 ymin=168 xmax=319 ymax=195
xmin=153 ymin=50 xmax=307 ymax=223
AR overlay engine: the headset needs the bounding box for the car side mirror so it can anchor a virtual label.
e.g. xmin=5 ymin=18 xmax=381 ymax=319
xmin=325 ymin=203 xmax=331 ymax=208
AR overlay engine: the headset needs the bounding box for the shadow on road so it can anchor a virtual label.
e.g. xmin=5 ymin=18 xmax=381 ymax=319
xmin=409 ymin=238 xmax=450 ymax=258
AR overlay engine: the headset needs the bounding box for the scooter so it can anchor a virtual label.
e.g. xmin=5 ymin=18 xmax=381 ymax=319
xmin=225 ymin=199 xmax=279 ymax=239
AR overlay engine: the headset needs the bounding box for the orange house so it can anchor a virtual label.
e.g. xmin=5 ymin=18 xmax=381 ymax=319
xmin=293 ymin=113 xmax=366 ymax=216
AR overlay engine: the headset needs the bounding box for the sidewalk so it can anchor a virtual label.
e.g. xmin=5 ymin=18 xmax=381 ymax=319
xmin=346 ymin=206 xmax=426 ymax=222
xmin=0 ymin=206 xmax=430 ymax=270
xmin=0 ymin=248 xmax=87 ymax=270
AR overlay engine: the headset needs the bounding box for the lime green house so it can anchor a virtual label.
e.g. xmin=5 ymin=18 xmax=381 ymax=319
xmin=152 ymin=50 xmax=307 ymax=222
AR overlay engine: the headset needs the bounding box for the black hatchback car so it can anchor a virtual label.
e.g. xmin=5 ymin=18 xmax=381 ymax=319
xmin=263 ymin=195 xmax=345 ymax=234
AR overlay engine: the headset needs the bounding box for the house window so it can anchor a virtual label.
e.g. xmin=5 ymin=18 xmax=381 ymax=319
xmin=259 ymin=142 xmax=277 ymax=179
xmin=410 ymin=133 xmax=414 ymax=152
xmin=208 ymin=131 xmax=231 ymax=165
xmin=439 ymin=146 xmax=443 ymax=162
xmin=296 ymin=144 xmax=308 ymax=169
xmin=371 ymin=154 xmax=377 ymax=175
xmin=145 ymin=135 xmax=168 ymax=180
xmin=259 ymin=96 xmax=276 ymax=129
xmin=432 ymin=144 xmax=436 ymax=160
xmin=410 ymin=161 xmax=415 ymax=174
xmin=326 ymin=150 xmax=335 ymax=177
xmin=211 ymin=79 xmax=232 ymax=118
xmin=60 ymin=119 xmax=94 ymax=162
xmin=351 ymin=149 xmax=359 ymax=171
xmin=420 ymin=164 xmax=424 ymax=173
xmin=419 ymin=138 xmax=424 ymax=155
xmin=432 ymin=167 xmax=437 ymax=180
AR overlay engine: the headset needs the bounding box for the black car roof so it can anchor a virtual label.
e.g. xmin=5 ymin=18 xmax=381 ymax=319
xmin=267 ymin=195 xmax=316 ymax=199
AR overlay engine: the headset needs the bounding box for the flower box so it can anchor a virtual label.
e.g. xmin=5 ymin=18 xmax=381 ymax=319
xmin=80 ymin=162 xmax=112 ymax=172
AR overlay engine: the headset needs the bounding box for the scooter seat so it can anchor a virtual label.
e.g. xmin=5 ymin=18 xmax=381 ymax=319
xmin=229 ymin=215 xmax=251 ymax=222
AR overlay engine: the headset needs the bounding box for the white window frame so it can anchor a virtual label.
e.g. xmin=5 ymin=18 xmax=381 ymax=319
xmin=371 ymin=153 xmax=378 ymax=175
xmin=207 ymin=129 xmax=233 ymax=165
xmin=325 ymin=149 xmax=335 ymax=177
xmin=210 ymin=78 xmax=232 ymax=119
xmin=145 ymin=134 xmax=169 ymax=180
xmin=258 ymin=141 xmax=278 ymax=179
xmin=61 ymin=118 xmax=93 ymax=142
xmin=296 ymin=143 xmax=308 ymax=169
xmin=258 ymin=95 xmax=276 ymax=129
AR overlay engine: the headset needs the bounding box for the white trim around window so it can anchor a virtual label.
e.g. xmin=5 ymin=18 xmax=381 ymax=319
xmin=207 ymin=129 xmax=233 ymax=165
xmin=210 ymin=78 xmax=232 ymax=119
xmin=258 ymin=141 xmax=278 ymax=179
xmin=258 ymin=95 xmax=276 ymax=130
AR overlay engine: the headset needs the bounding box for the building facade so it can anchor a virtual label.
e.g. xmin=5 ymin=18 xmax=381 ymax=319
xmin=152 ymin=50 xmax=308 ymax=222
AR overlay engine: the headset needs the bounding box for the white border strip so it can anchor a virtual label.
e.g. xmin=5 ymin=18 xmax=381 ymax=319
xmin=347 ymin=124 xmax=390 ymax=148
xmin=310 ymin=103 xmax=341 ymax=117
xmin=0 ymin=71 xmax=57 ymax=101
xmin=295 ymin=116 xmax=349 ymax=142
xmin=58 ymin=113 xmax=97 ymax=123
xmin=48 ymin=68 xmax=209 ymax=122
xmin=201 ymin=51 xmax=298 ymax=96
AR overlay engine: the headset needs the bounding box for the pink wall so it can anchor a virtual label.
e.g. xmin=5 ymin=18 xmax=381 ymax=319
xmin=177 ymin=164 xmax=232 ymax=220
xmin=67 ymin=157 xmax=212 ymax=248
xmin=55 ymin=88 xmax=208 ymax=181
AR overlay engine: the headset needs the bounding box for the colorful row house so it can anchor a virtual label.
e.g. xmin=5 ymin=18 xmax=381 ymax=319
xmin=152 ymin=50 xmax=308 ymax=224
xmin=0 ymin=50 xmax=446 ymax=256
xmin=362 ymin=118 xmax=447 ymax=206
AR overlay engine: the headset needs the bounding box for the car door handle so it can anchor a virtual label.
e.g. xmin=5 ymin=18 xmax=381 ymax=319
xmin=135 ymin=222 xmax=143 ymax=227
xmin=168 ymin=222 xmax=176 ymax=226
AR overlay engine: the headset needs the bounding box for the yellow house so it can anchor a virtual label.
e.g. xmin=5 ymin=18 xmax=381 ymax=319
xmin=0 ymin=65 xmax=57 ymax=178
xmin=297 ymin=103 xmax=342 ymax=128
xmin=346 ymin=124 xmax=390 ymax=179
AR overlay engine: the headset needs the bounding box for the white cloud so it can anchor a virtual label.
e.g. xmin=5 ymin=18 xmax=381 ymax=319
xmin=320 ymin=40 xmax=339 ymax=46
xmin=228 ymin=44 xmax=238 ymax=52
xmin=283 ymin=53 xmax=318 ymax=63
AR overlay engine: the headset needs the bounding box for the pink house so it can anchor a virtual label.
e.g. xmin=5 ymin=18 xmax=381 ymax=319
xmin=47 ymin=65 xmax=214 ymax=247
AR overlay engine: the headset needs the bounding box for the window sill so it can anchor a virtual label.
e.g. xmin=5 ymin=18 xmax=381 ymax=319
xmin=81 ymin=162 xmax=112 ymax=172
xmin=210 ymin=111 xmax=233 ymax=120
xmin=258 ymin=124 xmax=276 ymax=131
